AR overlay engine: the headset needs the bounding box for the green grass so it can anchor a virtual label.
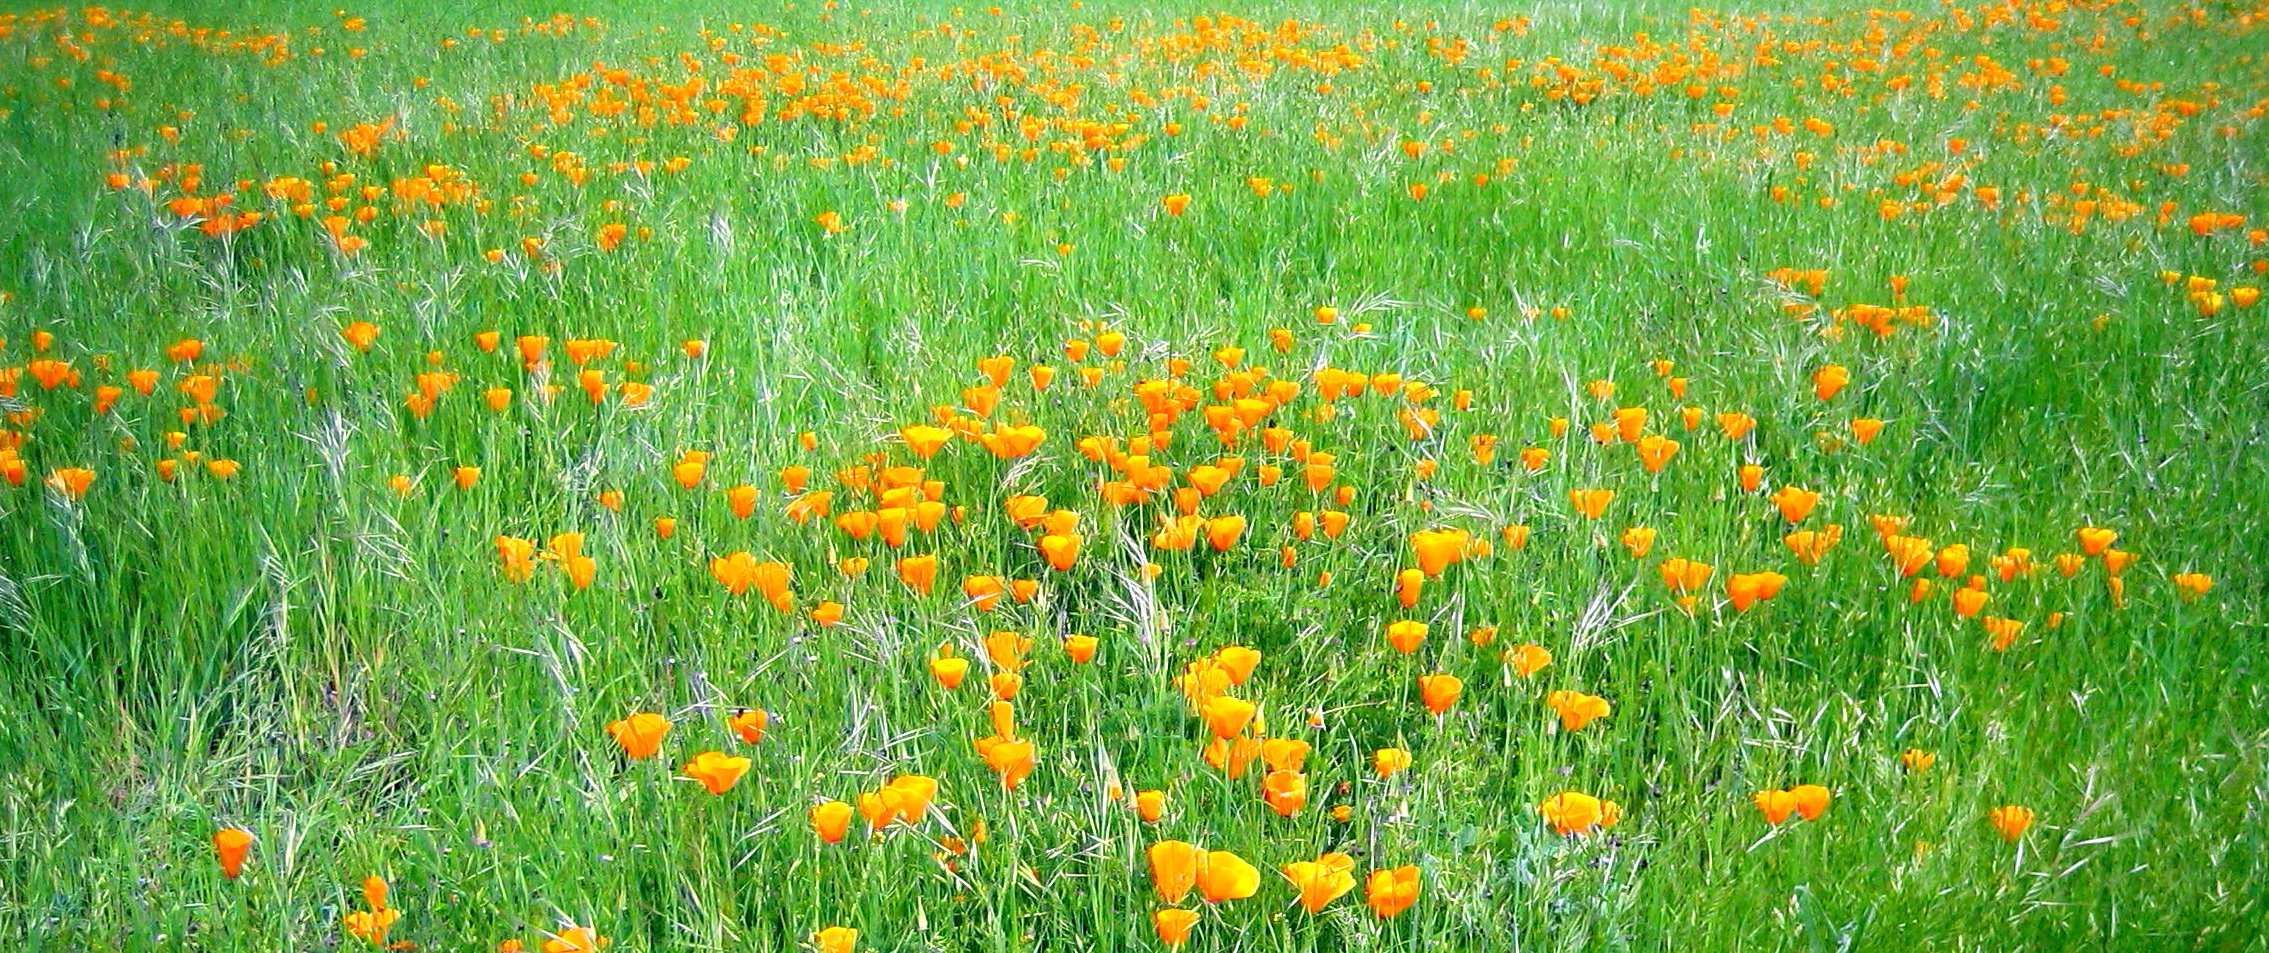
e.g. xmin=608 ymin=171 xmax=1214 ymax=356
xmin=0 ymin=0 xmax=2265 ymax=950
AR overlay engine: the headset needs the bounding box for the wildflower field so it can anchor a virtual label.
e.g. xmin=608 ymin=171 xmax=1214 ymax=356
xmin=0 ymin=0 xmax=2265 ymax=949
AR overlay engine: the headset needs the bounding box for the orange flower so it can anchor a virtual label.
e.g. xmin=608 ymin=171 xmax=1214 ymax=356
xmin=1385 ymin=620 xmax=1427 ymax=654
xmin=1568 ymin=488 xmax=1614 ymax=520
xmin=1506 ymin=643 xmax=1552 ymax=677
xmin=46 ymin=467 xmax=95 ymax=500
xmin=1261 ymin=769 xmax=1307 ymax=816
xmin=1901 ymin=749 xmax=1937 ymax=773
xmin=810 ymin=801 xmax=855 ymax=843
xmin=341 ymin=321 xmax=380 ymax=353
xmin=1989 ymin=805 xmax=2035 ymax=842
xmin=1063 ymin=634 xmax=1099 ymax=664
xmin=1149 ymin=840 xmax=1201 ymax=903
xmin=1196 ymin=850 xmax=1260 ymax=903
xmin=1754 ymin=788 xmax=1798 ymax=825
xmin=213 ymin=828 xmax=253 ymax=879
xmin=1546 ymin=690 xmax=1611 ymax=730
xmin=1394 ymin=567 xmax=1424 ymax=608
xmin=1417 ymin=673 xmax=1462 ymax=715
xmin=1374 ymin=747 xmax=1412 ymax=778
xmin=1633 ymin=435 xmax=1688 ymax=471
xmin=1726 ymin=571 xmax=1789 ymax=611
xmin=1409 ymin=528 xmax=1470 ymax=577
xmin=1789 ymin=784 xmax=1831 ymax=820
xmin=728 ymin=708 xmax=768 ymax=744
xmin=1135 ymin=789 xmax=1166 ymax=823
xmin=606 ymin=712 xmax=672 ymax=760
xmin=929 ymin=644 xmax=969 ymax=689
xmin=814 ymin=926 xmax=858 ymax=953
xmin=1365 ymin=866 xmax=1421 ymax=918
xmin=2075 ymin=526 xmax=2117 ymax=556
xmin=1813 ymin=364 xmax=1850 ymax=400
xmin=541 ymin=926 xmax=607 ymax=953
xmin=1161 ymin=193 xmax=1191 ymax=216
xmin=1659 ymin=558 xmax=1714 ymax=595
xmin=1539 ymin=791 xmax=1622 ymax=835
xmin=1214 ymin=646 xmax=1261 ymax=684
xmin=1772 ymin=486 xmax=1820 ymax=523
xmin=1201 ymin=696 xmax=1255 ymax=739
xmin=897 ymin=554 xmax=939 ymax=595
xmin=682 ymin=751 xmax=751 ymax=795
xmin=1153 ymin=909 xmax=1200 ymax=947
xmin=1280 ymin=853 xmax=1356 ymax=913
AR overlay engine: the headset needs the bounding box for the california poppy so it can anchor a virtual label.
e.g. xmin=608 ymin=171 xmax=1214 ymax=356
xmin=1546 ymin=690 xmax=1611 ymax=730
xmin=1417 ymin=674 xmax=1462 ymax=715
xmin=814 ymin=926 xmax=858 ymax=953
xmin=683 ymin=751 xmax=751 ymax=794
xmin=213 ymin=828 xmax=253 ymax=879
xmin=1153 ymin=909 xmax=1199 ymax=947
xmin=1195 ymin=850 xmax=1260 ymax=903
xmin=1365 ymin=866 xmax=1421 ymax=919
xmin=1201 ymin=696 xmax=1256 ymax=739
xmin=1149 ymin=841 xmax=1200 ymax=902
xmin=729 ymin=708 xmax=768 ymax=744
xmin=1539 ymin=791 xmax=1622 ymax=835
xmin=1374 ymin=747 xmax=1412 ymax=778
xmin=607 ymin=712 xmax=672 ymax=760
xmin=1507 ymin=643 xmax=1552 ymax=678
xmin=1281 ymin=853 xmax=1356 ymax=913
xmin=1989 ymin=805 xmax=2034 ymax=842
xmin=810 ymin=801 xmax=855 ymax=843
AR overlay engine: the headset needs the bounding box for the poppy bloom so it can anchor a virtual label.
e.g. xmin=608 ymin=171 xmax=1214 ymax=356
xmin=1064 ymin=634 xmax=1099 ymax=664
xmin=1196 ymin=850 xmax=1260 ymax=903
xmin=2076 ymin=526 xmax=2116 ymax=555
xmin=930 ymin=644 xmax=969 ymax=689
xmin=1281 ymin=853 xmax=1356 ymax=913
xmin=683 ymin=751 xmax=751 ymax=794
xmin=1507 ymin=643 xmax=1552 ymax=677
xmin=1813 ymin=364 xmax=1850 ymax=400
xmin=213 ymin=828 xmax=253 ymax=879
xmin=1363 ymin=865 xmax=1421 ymax=918
xmin=1569 ymin=488 xmax=1614 ymax=520
xmin=1374 ymin=747 xmax=1412 ymax=778
xmin=1150 ymin=840 xmax=1201 ymax=902
xmin=48 ymin=467 xmax=95 ymax=500
xmin=542 ymin=926 xmax=607 ymax=953
xmin=1409 ymin=529 xmax=1470 ymax=577
xmin=898 ymin=555 xmax=939 ymax=594
xmin=1417 ymin=674 xmax=1462 ymax=715
xmin=814 ymin=926 xmax=858 ymax=953
xmin=1900 ymin=749 xmax=1936 ymax=773
xmin=1261 ymin=769 xmax=1307 ymax=816
xmin=1990 ymin=805 xmax=2035 ymax=842
xmin=1772 ymin=486 xmax=1820 ymax=523
xmin=1539 ymin=791 xmax=1622 ymax=835
xmin=810 ymin=801 xmax=855 ymax=843
xmin=607 ymin=712 xmax=672 ymax=760
xmin=1153 ymin=909 xmax=1200 ymax=947
xmin=1546 ymin=690 xmax=1611 ymax=730
xmin=1162 ymin=194 xmax=1191 ymax=216
xmin=341 ymin=321 xmax=380 ymax=352
xmin=1385 ymin=620 xmax=1427 ymax=654
xmin=1136 ymin=789 xmax=1166 ymax=822
xmin=1754 ymin=788 xmax=1798 ymax=824
xmin=729 ymin=708 xmax=768 ymax=744
xmin=1201 ymin=696 xmax=1256 ymax=739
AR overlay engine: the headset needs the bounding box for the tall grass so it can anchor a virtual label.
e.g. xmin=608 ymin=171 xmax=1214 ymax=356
xmin=0 ymin=0 xmax=2263 ymax=950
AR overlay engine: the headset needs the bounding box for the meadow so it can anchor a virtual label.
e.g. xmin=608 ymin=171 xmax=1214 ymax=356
xmin=0 ymin=0 xmax=2264 ymax=949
